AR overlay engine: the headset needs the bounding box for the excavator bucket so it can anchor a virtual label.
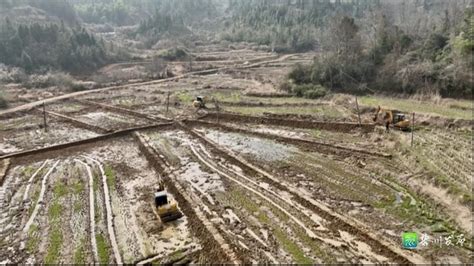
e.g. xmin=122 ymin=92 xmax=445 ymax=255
xmin=159 ymin=210 xmax=183 ymax=223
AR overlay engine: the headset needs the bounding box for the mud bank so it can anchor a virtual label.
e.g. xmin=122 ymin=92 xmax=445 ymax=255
xmin=200 ymin=112 xmax=375 ymax=133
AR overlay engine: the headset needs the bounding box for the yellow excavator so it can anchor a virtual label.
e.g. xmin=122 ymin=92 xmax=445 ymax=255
xmin=373 ymin=106 xmax=411 ymax=132
xmin=153 ymin=185 xmax=183 ymax=223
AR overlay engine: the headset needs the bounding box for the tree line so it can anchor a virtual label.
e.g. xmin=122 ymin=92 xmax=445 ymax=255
xmin=0 ymin=19 xmax=113 ymax=73
xmin=278 ymin=0 xmax=473 ymax=99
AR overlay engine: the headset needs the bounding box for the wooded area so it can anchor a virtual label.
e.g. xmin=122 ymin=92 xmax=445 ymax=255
xmin=282 ymin=1 xmax=473 ymax=98
xmin=0 ymin=0 xmax=472 ymax=98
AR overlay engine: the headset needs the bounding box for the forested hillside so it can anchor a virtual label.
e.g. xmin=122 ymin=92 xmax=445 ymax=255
xmin=281 ymin=1 xmax=473 ymax=98
xmin=0 ymin=0 xmax=125 ymax=73
xmin=221 ymin=0 xmax=374 ymax=52
xmin=0 ymin=0 xmax=471 ymax=98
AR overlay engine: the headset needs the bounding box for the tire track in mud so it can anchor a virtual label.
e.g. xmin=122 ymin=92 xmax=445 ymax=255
xmin=84 ymin=156 xmax=122 ymax=264
xmin=0 ymin=159 xmax=10 ymax=186
xmin=181 ymin=124 xmax=426 ymax=264
xmin=191 ymin=144 xmax=320 ymax=239
xmin=23 ymin=160 xmax=60 ymax=234
xmin=75 ymin=159 xmax=99 ymax=263
xmin=136 ymin=247 xmax=199 ymax=265
xmin=190 ymin=142 xmax=407 ymax=262
xmin=150 ymin=132 xmax=285 ymax=262
xmin=134 ymin=132 xmax=240 ymax=264
xmin=165 ymin=143 xmax=285 ymax=262
xmin=22 ymin=161 xmax=48 ymax=202
xmin=189 ymin=144 xmax=353 ymax=262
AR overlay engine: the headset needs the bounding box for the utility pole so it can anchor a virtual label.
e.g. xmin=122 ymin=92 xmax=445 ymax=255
xmin=411 ymin=112 xmax=415 ymax=147
xmin=355 ymin=96 xmax=361 ymax=127
xmin=214 ymin=99 xmax=220 ymax=123
xmin=166 ymin=91 xmax=170 ymax=115
xmin=215 ymin=99 xmax=220 ymax=145
xmin=42 ymin=102 xmax=48 ymax=132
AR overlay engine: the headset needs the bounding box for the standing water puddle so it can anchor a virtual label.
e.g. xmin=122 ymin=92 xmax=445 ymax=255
xmin=200 ymin=129 xmax=297 ymax=162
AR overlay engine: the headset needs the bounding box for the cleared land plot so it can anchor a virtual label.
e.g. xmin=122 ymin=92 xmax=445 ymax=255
xmin=0 ymin=114 xmax=98 ymax=154
xmin=74 ymin=111 xmax=150 ymax=131
xmin=0 ymin=45 xmax=472 ymax=264
xmin=0 ymin=139 xmax=198 ymax=264
xmin=196 ymin=127 xmax=472 ymax=262
xmin=144 ymin=130 xmax=390 ymax=263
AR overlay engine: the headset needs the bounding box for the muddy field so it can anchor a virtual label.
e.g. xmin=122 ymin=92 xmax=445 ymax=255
xmin=0 ymin=45 xmax=472 ymax=264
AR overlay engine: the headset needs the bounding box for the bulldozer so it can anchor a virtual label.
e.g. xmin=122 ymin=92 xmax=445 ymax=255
xmin=193 ymin=96 xmax=207 ymax=109
xmin=373 ymin=106 xmax=411 ymax=132
xmin=153 ymin=186 xmax=183 ymax=223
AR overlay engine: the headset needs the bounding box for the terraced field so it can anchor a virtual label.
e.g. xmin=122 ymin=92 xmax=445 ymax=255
xmin=0 ymin=45 xmax=472 ymax=264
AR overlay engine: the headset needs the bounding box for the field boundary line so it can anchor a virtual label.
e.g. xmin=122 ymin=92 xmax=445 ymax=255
xmin=22 ymin=160 xmax=49 ymax=202
xmin=75 ymin=159 xmax=99 ymax=263
xmin=85 ymin=156 xmax=122 ymax=264
xmin=0 ymin=123 xmax=174 ymax=160
xmin=23 ymin=160 xmax=60 ymax=233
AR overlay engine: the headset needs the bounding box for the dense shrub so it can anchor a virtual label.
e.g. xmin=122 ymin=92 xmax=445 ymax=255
xmin=22 ymin=72 xmax=75 ymax=89
xmin=292 ymin=84 xmax=327 ymax=99
xmin=288 ymin=64 xmax=311 ymax=84
xmin=284 ymin=8 xmax=473 ymax=99
xmin=303 ymin=86 xmax=327 ymax=99
xmin=0 ymin=64 xmax=27 ymax=83
xmin=158 ymin=48 xmax=189 ymax=61
xmin=0 ymin=92 xmax=7 ymax=109
xmin=279 ymin=80 xmax=292 ymax=93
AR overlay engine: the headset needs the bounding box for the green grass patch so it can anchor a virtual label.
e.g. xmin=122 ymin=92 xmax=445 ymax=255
xmin=104 ymin=165 xmax=116 ymax=189
xmin=28 ymin=186 xmax=41 ymax=217
xmin=211 ymin=91 xmax=242 ymax=102
xmin=96 ymin=234 xmax=110 ymax=264
xmin=23 ymin=166 xmax=34 ymax=178
xmin=225 ymin=105 xmax=341 ymax=118
xmin=309 ymin=129 xmax=322 ymax=138
xmin=274 ymin=228 xmax=313 ymax=264
xmin=44 ymin=179 xmax=69 ymax=263
xmin=374 ymin=187 xmax=459 ymax=236
xmin=48 ymin=201 xmax=62 ymax=220
xmin=26 ymin=224 xmax=40 ymax=253
xmin=229 ymin=190 xmax=270 ymax=224
xmin=73 ymin=179 xmax=85 ymax=195
xmin=359 ymin=96 xmax=473 ymax=120
xmin=45 ymin=228 xmax=63 ymax=264
xmin=176 ymin=92 xmax=194 ymax=103
xmin=94 ymin=202 xmax=101 ymax=222
xmin=93 ymin=174 xmax=99 ymax=191
xmin=53 ymin=181 xmax=67 ymax=198
xmin=73 ymin=200 xmax=82 ymax=212
xmin=229 ymin=190 xmax=315 ymax=263
xmin=74 ymin=239 xmax=86 ymax=264
xmin=211 ymin=91 xmax=319 ymax=105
